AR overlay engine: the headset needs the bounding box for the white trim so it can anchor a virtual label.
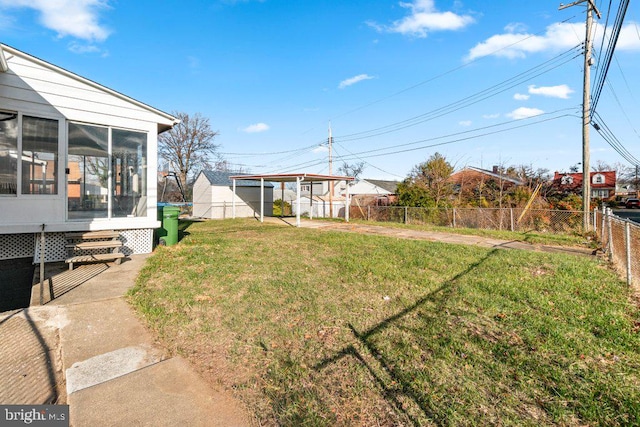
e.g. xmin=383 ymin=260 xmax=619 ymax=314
xmin=1 ymin=44 xmax=178 ymax=128
xmin=0 ymin=44 xmax=8 ymax=72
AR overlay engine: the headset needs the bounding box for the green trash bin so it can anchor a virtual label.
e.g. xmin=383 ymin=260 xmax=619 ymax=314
xmin=159 ymin=205 xmax=180 ymax=246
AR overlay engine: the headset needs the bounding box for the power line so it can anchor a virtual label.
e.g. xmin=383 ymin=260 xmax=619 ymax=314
xmin=333 ymin=47 xmax=581 ymax=143
xmin=591 ymin=0 xmax=630 ymax=113
xmin=592 ymin=111 xmax=640 ymax=165
xmin=326 ymin=16 xmax=579 ymax=123
xmin=593 ymin=0 xmax=613 ymax=86
xmin=328 ymin=112 xmax=576 ymax=163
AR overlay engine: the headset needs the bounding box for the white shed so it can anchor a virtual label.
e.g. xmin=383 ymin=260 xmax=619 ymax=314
xmin=193 ymin=170 xmax=274 ymax=219
xmin=0 ymin=43 xmax=178 ymax=262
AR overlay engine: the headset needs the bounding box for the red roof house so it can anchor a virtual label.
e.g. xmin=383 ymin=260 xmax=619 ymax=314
xmin=552 ymin=171 xmax=616 ymax=199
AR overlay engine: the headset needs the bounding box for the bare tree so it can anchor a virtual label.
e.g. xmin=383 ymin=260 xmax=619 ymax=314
xmin=337 ymin=161 xmax=365 ymax=179
xmin=159 ymin=112 xmax=220 ymax=190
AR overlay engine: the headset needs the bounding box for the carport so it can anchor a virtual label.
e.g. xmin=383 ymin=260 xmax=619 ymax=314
xmin=229 ymin=173 xmax=354 ymax=227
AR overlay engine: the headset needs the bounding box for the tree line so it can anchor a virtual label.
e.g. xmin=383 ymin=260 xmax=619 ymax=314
xmin=159 ymin=112 xmax=638 ymax=208
xmin=396 ymin=152 xmax=637 ymax=210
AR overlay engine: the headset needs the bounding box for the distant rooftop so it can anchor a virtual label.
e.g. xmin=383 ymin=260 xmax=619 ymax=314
xmin=199 ymin=170 xmax=274 ymax=187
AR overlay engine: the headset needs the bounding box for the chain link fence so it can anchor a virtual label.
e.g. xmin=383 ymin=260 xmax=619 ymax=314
xmin=352 ymin=205 xmax=640 ymax=287
xmin=354 ymin=206 xmax=592 ymax=234
xmin=599 ymin=208 xmax=640 ymax=287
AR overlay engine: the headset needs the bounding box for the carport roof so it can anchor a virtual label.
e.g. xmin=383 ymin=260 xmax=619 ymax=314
xmin=229 ymin=173 xmax=354 ymax=183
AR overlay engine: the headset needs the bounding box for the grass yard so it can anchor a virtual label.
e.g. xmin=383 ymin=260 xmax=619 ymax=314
xmin=129 ymin=218 xmax=640 ymax=426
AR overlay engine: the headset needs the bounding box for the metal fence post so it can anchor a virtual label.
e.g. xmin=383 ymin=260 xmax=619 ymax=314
xmin=510 ymin=208 xmax=514 ymax=232
xmin=452 ymin=208 xmax=456 ymax=228
xmin=593 ymin=207 xmax=597 ymax=233
xmin=625 ymin=220 xmax=632 ymax=286
xmin=404 ymin=206 xmax=408 ymax=224
xmin=601 ymin=205 xmax=606 ymax=244
xmin=367 ymin=205 xmax=370 ymax=222
xmin=607 ymin=208 xmax=614 ymax=261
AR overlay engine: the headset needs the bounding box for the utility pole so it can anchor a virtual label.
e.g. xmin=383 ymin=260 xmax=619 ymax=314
xmin=559 ymin=0 xmax=600 ymax=231
xmin=328 ymin=122 xmax=334 ymax=218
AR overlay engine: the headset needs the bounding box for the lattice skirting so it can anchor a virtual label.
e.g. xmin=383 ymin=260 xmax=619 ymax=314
xmin=0 ymin=229 xmax=154 ymax=262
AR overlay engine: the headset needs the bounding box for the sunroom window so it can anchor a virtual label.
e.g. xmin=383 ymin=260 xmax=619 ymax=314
xmin=67 ymin=123 xmax=147 ymax=220
xmin=22 ymin=116 xmax=58 ymax=195
xmin=112 ymin=129 xmax=147 ymax=217
xmin=0 ymin=111 xmax=17 ymax=195
xmin=68 ymin=123 xmax=109 ymax=219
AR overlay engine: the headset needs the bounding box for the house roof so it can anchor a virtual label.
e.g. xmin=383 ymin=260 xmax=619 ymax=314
xmin=200 ymin=170 xmax=274 ymax=188
xmin=1 ymin=43 xmax=178 ymax=133
xmin=362 ymin=179 xmax=400 ymax=193
xmin=552 ymin=171 xmax=616 ymax=189
xmin=229 ymin=173 xmax=354 ymax=183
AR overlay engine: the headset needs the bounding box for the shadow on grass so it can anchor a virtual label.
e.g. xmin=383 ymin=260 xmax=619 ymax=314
xmin=314 ymin=249 xmax=499 ymax=426
xmin=178 ymin=219 xmax=197 ymax=241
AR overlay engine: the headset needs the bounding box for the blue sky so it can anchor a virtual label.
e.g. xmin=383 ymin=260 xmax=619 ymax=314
xmin=2 ymin=0 xmax=640 ymax=180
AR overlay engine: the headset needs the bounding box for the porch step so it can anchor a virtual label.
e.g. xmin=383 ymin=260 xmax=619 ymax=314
xmin=65 ymin=253 xmax=125 ymax=265
xmin=65 ymin=231 xmax=124 ymax=270
xmin=65 ymin=241 xmax=123 ymax=250
xmin=65 ymin=231 xmax=121 ymax=240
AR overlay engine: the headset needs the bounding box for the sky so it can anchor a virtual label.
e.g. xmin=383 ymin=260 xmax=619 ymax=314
xmin=2 ymin=0 xmax=640 ymax=180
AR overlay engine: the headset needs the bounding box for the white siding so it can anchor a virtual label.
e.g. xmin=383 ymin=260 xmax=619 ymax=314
xmin=192 ymin=174 xmax=213 ymax=218
xmin=350 ymin=180 xmax=392 ymax=196
xmin=193 ymin=180 xmax=274 ymax=220
xmin=0 ymin=46 xmax=169 ymax=234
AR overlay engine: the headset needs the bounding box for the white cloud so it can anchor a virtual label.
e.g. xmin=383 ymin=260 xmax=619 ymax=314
xmin=338 ymin=74 xmax=374 ymax=89
xmin=504 ymin=22 xmax=527 ymax=33
xmin=482 ymin=113 xmax=500 ymax=119
xmin=369 ymin=0 xmax=474 ymax=38
xmin=466 ymin=21 xmax=640 ymax=61
xmin=0 ymin=0 xmax=110 ymax=41
xmin=68 ymin=41 xmax=101 ymax=54
xmin=459 ymin=120 xmax=472 ymax=127
xmin=242 ymin=123 xmax=270 ymax=133
xmin=528 ymin=84 xmax=573 ymax=99
xmin=507 ymin=107 xmax=544 ymax=120
xmin=513 ymin=93 xmax=530 ymax=101
xmin=313 ymin=145 xmax=329 ymax=153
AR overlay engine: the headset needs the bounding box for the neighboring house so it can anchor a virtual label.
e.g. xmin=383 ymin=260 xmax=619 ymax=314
xmin=552 ymin=171 xmax=616 ymax=199
xmin=293 ymin=179 xmax=349 ymax=218
xmin=0 ymin=43 xmax=178 ymax=262
xmin=193 ymin=170 xmax=273 ymax=219
xmin=300 ymin=180 xmax=348 ymax=198
xmin=292 ymin=195 xmax=348 ymax=219
xmin=349 ymin=179 xmax=399 ymax=206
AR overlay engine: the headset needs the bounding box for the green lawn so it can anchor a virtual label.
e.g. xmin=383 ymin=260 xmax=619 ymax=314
xmin=129 ymin=218 xmax=640 ymax=426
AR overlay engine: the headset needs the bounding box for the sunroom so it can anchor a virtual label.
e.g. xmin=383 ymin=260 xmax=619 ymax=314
xmin=0 ymin=43 xmax=178 ymax=262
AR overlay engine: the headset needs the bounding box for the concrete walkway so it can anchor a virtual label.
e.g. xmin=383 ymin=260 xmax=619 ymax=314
xmin=1 ymin=255 xmax=251 ymax=427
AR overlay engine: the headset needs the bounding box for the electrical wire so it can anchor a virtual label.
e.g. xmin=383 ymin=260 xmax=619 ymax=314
xmin=327 ymin=16 xmax=579 ymax=123
xmin=332 ymin=114 xmax=575 ymax=162
xmin=593 ymin=0 xmax=613 ymax=87
xmin=591 ymin=0 xmax=630 ymax=113
xmin=333 ymin=47 xmax=581 ymax=143
xmin=592 ymin=111 xmax=640 ymax=165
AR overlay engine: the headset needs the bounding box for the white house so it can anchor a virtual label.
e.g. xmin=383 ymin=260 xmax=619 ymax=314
xmin=0 ymin=44 xmax=178 ymax=262
xmin=193 ymin=170 xmax=274 ymax=219
xmin=349 ymin=179 xmax=398 ymax=196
